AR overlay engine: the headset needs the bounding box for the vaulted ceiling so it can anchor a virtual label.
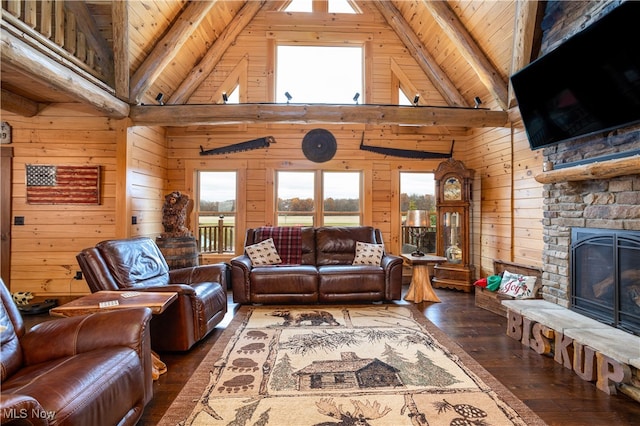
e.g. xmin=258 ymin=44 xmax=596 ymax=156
xmin=0 ymin=0 xmax=543 ymax=127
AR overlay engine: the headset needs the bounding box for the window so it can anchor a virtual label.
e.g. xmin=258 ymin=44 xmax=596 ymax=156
xmin=276 ymin=170 xmax=362 ymax=226
xmin=400 ymin=172 xmax=436 ymax=253
xmin=285 ymin=0 xmax=358 ymax=14
xmin=276 ymin=45 xmax=363 ymax=104
xmin=323 ymin=171 xmax=361 ymax=226
xmin=197 ymin=171 xmax=237 ymax=253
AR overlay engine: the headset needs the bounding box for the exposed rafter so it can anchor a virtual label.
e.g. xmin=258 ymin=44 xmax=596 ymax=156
xmin=129 ymin=0 xmax=217 ymax=103
xmin=421 ymin=0 xmax=509 ymax=111
xmin=509 ymin=0 xmax=541 ymax=109
xmin=1 ymin=87 xmax=39 ymax=117
xmin=169 ymin=0 xmax=266 ymax=105
xmin=129 ymin=104 xmax=508 ymax=127
xmin=372 ymin=0 xmax=468 ymax=107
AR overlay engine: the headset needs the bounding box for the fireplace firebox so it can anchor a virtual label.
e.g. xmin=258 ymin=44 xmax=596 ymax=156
xmin=571 ymin=228 xmax=640 ymax=336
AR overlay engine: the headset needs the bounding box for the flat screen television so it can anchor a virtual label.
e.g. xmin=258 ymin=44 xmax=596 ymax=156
xmin=511 ymin=2 xmax=640 ymax=150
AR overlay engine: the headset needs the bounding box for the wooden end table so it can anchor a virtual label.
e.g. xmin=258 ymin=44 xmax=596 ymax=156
xmin=402 ymin=254 xmax=447 ymax=303
xmin=50 ymin=290 xmax=178 ymax=380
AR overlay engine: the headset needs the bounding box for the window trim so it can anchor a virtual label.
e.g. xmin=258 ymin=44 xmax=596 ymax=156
xmin=185 ymin=160 xmax=247 ymax=256
xmin=275 ymin=169 xmax=363 ymax=227
xmin=266 ymin=160 xmax=372 ymax=227
xmin=266 ymin=33 xmax=372 ymax=103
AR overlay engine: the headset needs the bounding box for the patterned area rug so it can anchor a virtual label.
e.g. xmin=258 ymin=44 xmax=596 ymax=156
xmin=158 ymin=305 xmax=547 ymax=425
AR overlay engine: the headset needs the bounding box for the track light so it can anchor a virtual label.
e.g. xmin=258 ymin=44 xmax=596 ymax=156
xmin=222 ymin=92 xmax=228 ymax=104
xmin=155 ymin=93 xmax=165 ymax=106
xmin=353 ymin=92 xmax=360 ymax=104
xmin=284 ymin=92 xmax=292 ymax=103
xmin=413 ymin=94 xmax=420 ymax=106
xmin=474 ymin=97 xmax=482 ymax=108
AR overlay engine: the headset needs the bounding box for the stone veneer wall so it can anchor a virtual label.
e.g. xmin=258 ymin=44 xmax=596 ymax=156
xmin=534 ymin=1 xmax=640 ymax=307
xmin=541 ymin=160 xmax=640 ymax=306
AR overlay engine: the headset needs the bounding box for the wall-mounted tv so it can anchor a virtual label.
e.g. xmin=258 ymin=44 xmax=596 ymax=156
xmin=511 ymin=2 xmax=640 ymax=150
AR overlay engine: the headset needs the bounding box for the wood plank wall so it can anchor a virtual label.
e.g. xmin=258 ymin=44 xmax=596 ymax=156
xmin=3 ymin=3 xmax=546 ymax=295
xmin=5 ymin=105 xmax=119 ymax=294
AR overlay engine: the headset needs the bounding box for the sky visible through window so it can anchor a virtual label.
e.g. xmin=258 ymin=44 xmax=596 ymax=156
xmin=276 ymin=45 xmax=363 ymax=104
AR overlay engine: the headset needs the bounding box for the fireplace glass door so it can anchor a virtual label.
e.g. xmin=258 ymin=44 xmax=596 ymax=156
xmin=571 ymin=228 xmax=640 ymax=336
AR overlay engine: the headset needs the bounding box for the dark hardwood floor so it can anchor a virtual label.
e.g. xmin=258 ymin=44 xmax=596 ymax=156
xmin=22 ymin=287 xmax=640 ymax=425
xmin=136 ymin=287 xmax=640 ymax=425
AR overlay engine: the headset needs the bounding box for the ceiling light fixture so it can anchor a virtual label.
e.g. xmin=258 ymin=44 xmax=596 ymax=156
xmin=284 ymin=92 xmax=292 ymax=103
xmin=155 ymin=93 xmax=165 ymax=106
xmin=474 ymin=97 xmax=482 ymax=108
xmin=353 ymin=92 xmax=360 ymax=104
xmin=413 ymin=94 xmax=420 ymax=106
xmin=222 ymin=92 xmax=228 ymax=104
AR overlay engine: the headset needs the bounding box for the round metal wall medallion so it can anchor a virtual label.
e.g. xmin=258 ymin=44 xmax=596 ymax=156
xmin=301 ymin=129 xmax=337 ymax=163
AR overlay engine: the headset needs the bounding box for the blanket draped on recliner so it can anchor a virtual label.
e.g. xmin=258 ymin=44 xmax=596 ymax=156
xmin=255 ymin=226 xmax=303 ymax=265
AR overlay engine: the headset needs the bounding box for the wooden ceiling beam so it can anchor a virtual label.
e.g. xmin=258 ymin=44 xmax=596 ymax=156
xmin=0 ymin=30 xmax=129 ymax=118
xmin=129 ymin=104 xmax=508 ymax=128
xmin=112 ymin=0 xmax=129 ymax=102
xmin=169 ymin=0 xmax=266 ymax=105
xmin=1 ymin=88 xmax=40 ymax=117
xmin=421 ymin=0 xmax=509 ymax=111
xmin=372 ymin=0 xmax=468 ymax=107
xmin=129 ymin=0 xmax=218 ymax=103
xmin=509 ymin=0 xmax=541 ymax=109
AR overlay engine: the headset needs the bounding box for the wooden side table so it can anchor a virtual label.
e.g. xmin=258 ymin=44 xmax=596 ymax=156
xmin=402 ymin=254 xmax=447 ymax=303
xmin=50 ymin=290 xmax=178 ymax=379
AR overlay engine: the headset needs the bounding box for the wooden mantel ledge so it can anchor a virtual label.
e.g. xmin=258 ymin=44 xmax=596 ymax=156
xmin=534 ymin=155 xmax=640 ymax=184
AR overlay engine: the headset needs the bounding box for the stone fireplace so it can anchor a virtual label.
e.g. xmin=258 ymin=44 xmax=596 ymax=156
xmin=539 ymin=126 xmax=640 ymax=335
xmin=571 ymin=227 xmax=640 ymax=336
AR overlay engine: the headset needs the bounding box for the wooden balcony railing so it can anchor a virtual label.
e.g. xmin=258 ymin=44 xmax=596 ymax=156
xmin=198 ymin=224 xmax=436 ymax=255
xmin=2 ymin=0 xmax=113 ymax=85
xmin=401 ymin=226 xmax=437 ymax=253
xmin=198 ymin=221 xmax=235 ymax=254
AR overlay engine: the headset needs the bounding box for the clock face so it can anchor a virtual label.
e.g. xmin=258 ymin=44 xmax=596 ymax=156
xmin=443 ymin=177 xmax=461 ymax=200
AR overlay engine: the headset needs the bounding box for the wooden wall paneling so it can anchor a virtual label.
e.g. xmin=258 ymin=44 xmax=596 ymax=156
xmin=6 ymin=106 xmax=121 ymax=295
xmin=128 ymin=125 xmax=168 ymax=239
xmin=1 ymin=146 xmax=13 ymax=288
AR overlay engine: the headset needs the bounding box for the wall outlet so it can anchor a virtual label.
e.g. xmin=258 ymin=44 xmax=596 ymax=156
xmin=14 ymin=216 xmax=24 ymax=225
xmin=132 ymin=216 xmax=137 ymax=225
xmin=74 ymin=271 xmax=83 ymax=280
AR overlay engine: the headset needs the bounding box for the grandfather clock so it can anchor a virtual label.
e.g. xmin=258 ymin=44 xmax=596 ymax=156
xmin=432 ymin=158 xmax=475 ymax=292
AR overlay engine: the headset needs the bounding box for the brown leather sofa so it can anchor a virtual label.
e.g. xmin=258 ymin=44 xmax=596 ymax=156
xmin=231 ymin=226 xmax=403 ymax=304
xmin=76 ymin=237 xmax=228 ymax=352
xmin=0 ymin=278 xmax=153 ymax=426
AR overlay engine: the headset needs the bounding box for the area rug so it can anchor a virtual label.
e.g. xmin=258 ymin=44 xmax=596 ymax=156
xmin=158 ymin=304 xmax=546 ymax=425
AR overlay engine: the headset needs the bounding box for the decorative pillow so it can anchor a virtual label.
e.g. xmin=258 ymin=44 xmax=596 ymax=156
xmin=352 ymin=241 xmax=384 ymax=266
xmin=245 ymin=238 xmax=282 ymax=266
xmin=498 ymin=270 xmax=538 ymax=298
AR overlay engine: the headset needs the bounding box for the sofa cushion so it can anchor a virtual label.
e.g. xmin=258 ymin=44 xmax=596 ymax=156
xmin=352 ymin=241 xmax=384 ymax=265
xmin=316 ymin=226 xmax=377 ymax=265
xmin=246 ymin=238 xmax=282 ymax=265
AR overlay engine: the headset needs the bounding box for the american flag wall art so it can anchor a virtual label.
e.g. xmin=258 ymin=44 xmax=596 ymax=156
xmin=26 ymin=165 xmax=100 ymax=205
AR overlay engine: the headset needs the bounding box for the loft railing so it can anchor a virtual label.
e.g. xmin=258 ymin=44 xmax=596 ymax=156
xmin=1 ymin=0 xmax=113 ymax=86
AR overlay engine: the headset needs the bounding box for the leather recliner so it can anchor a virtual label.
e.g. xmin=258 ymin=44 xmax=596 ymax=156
xmin=76 ymin=237 xmax=228 ymax=352
xmin=0 ymin=278 xmax=153 ymax=426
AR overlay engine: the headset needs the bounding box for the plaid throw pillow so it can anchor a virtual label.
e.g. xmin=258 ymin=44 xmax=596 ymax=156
xmin=245 ymin=238 xmax=282 ymax=266
xmin=352 ymin=241 xmax=384 ymax=266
